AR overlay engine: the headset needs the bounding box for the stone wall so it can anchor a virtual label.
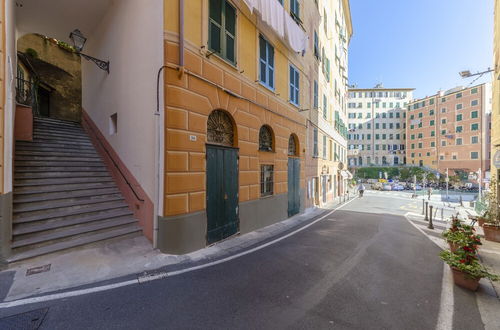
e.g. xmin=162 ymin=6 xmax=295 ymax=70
xmin=17 ymin=33 xmax=81 ymax=121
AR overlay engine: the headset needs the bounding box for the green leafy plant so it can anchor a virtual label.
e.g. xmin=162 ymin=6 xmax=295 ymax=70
xmin=484 ymin=178 xmax=500 ymax=226
xmin=25 ymin=48 xmax=38 ymax=58
xmin=440 ymin=251 xmax=498 ymax=281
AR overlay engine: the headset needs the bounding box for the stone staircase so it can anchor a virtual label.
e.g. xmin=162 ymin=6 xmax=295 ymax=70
xmin=9 ymin=117 xmax=142 ymax=263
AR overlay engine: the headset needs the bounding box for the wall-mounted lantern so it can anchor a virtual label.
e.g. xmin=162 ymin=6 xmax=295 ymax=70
xmin=69 ymin=29 xmax=110 ymax=73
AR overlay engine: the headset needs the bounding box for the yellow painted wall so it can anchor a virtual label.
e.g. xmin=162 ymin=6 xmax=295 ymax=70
xmin=163 ymin=0 xmax=308 ymax=217
xmin=491 ymin=0 xmax=500 ymax=188
xmin=0 ymin=1 xmax=5 ymax=194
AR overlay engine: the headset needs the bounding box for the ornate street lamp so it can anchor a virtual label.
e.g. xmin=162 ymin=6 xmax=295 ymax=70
xmin=69 ymin=29 xmax=109 ymax=73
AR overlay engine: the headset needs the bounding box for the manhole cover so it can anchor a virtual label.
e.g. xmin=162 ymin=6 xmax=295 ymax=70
xmin=0 ymin=308 xmax=48 ymax=330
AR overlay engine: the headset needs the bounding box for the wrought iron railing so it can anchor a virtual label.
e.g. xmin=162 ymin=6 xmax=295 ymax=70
xmin=15 ymin=77 xmax=40 ymax=116
xmin=15 ymin=77 xmax=34 ymax=106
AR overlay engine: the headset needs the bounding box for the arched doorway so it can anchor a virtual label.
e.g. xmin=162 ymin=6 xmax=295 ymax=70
xmin=206 ymin=110 xmax=239 ymax=244
xmin=394 ymin=156 xmax=399 ymax=165
xmin=358 ymin=156 xmax=363 ymax=166
xmin=287 ymin=134 xmax=300 ymax=216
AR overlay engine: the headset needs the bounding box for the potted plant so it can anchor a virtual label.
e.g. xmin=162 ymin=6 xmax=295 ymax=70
xmin=440 ymin=250 xmax=498 ymax=291
xmin=440 ymin=220 xmax=497 ymax=291
xmin=442 ymin=217 xmax=478 ymax=252
xmin=483 ymin=180 xmax=500 ymax=242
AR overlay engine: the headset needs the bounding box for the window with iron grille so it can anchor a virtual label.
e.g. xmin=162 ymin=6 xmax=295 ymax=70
xmin=259 ymin=125 xmax=273 ymax=151
xmin=260 ymin=165 xmax=274 ymax=197
xmin=209 ymin=0 xmax=236 ymax=64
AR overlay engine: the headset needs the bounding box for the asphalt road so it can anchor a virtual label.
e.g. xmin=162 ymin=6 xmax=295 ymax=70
xmin=0 ymin=193 xmax=484 ymax=329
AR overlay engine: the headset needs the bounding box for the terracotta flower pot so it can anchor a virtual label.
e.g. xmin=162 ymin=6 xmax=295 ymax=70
xmin=477 ymin=218 xmax=485 ymax=227
xmin=448 ymin=242 xmax=459 ymax=253
xmin=483 ymin=224 xmax=500 ymax=243
xmin=451 ymin=267 xmax=480 ymax=291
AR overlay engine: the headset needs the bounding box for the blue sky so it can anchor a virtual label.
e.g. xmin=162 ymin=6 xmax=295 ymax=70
xmin=348 ymin=0 xmax=494 ymax=99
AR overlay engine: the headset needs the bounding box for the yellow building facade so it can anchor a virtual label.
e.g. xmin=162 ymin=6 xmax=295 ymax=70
xmin=160 ymin=0 xmax=352 ymax=253
xmin=492 ymin=0 xmax=500 ymax=196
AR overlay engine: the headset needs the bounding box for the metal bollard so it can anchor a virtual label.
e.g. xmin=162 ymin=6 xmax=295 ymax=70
xmin=425 ymin=202 xmax=429 ymax=221
xmin=422 ymin=199 xmax=425 ymax=215
xmin=441 ymin=207 xmax=444 ymax=221
xmin=428 ymin=205 xmax=434 ymax=229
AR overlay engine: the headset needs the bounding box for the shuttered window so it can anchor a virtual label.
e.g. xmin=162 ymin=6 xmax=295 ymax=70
xmin=209 ymin=0 xmax=236 ymax=64
xmin=289 ymin=64 xmax=300 ymax=106
xmin=259 ymin=35 xmax=274 ymax=89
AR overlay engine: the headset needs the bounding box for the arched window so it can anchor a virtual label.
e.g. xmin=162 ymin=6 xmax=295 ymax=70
xmin=207 ymin=110 xmax=234 ymax=146
xmin=288 ymin=134 xmax=299 ymax=156
xmin=259 ymin=125 xmax=273 ymax=151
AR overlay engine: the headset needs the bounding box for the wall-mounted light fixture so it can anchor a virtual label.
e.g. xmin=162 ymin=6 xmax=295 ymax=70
xmin=69 ymin=29 xmax=110 ymax=73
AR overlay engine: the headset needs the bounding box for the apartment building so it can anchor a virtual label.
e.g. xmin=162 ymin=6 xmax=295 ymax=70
xmin=407 ymin=83 xmax=491 ymax=178
xmin=304 ymin=0 xmax=352 ymax=209
xmin=347 ymin=86 xmax=414 ymax=167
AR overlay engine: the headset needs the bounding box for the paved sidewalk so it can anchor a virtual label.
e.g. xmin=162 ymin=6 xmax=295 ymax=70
xmin=0 ymin=196 xmax=354 ymax=303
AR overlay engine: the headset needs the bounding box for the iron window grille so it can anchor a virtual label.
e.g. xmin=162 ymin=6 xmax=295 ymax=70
xmin=260 ymin=165 xmax=274 ymax=197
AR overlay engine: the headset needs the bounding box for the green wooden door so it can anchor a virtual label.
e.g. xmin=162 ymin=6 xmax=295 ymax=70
xmin=288 ymin=157 xmax=300 ymax=217
xmin=206 ymin=145 xmax=239 ymax=244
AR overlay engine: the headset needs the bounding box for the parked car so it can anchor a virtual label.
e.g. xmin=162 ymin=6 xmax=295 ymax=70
xmin=392 ymin=184 xmax=405 ymax=191
xmin=415 ymin=185 xmax=423 ymax=191
xmin=383 ymin=184 xmax=392 ymax=191
xmin=371 ymin=182 xmax=383 ymax=190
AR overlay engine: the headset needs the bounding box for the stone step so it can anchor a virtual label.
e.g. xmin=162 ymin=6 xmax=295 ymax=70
xmin=33 ymin=126 xmax=86 ymax=136
xmin=14 ymin=187 xmax=121 ymax=203
xmin=29 ymin=137 xmax=93 ymax=146
xmin=14 ymin=151 xmax=101 ymax=159
xmin=13 ymin=210 xmax=134 ymax=236
xmin=13 ymin=200 xmax=129 ymax=224
xmin=14 ymin=176 xmax=115 ymax=187
xmin=15 ymin=160 xmax=104 ymax=167
xmin=15 ymin=171 xmax=111 ymax=179
xmin=34 ymin=117 xmax=81 ymax=126
xmin=13 ymin=195 xmax=125 ymax=215
xmin=15 ymin=166 xmax=108 ymax=173
xmin=13 ymin=182 xmax=117 ymax=194
xmin=12 ymin=217 xmax=138 ymax=249
xmin=15 ymin=145 xmax=98 ymax=154
xmin=33 ymin=130 xmax=90 ymax=139
xmin=16 ymin=140 xmax=96 ymax=150
xmin=33 ymin=133 xmax=92 ymax=143
xmin=7 ymin=226 xmax=142 ymax=263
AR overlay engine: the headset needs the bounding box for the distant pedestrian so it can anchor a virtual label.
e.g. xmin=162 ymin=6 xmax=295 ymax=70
xmin=357 ymin=182 xmax=366 ymax=197
xmin=428 ymin=187 xmax=433 ymax=200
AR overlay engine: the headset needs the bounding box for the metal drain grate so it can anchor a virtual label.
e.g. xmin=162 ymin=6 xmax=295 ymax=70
xmin=26 ymin=264 xmax=51 ymax=276
xmin=0 ymin=308 xmax=48 ymax=330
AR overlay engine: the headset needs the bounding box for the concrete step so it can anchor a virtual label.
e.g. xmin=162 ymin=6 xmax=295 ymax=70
xmin=13 ymin=210 xmax=134 ymax=236
xmin=15 ymin=160 xmax=104 ymax=167
xmin=15 ymin=171 xmax=111 ymax=179
xmin=12 ymin=217 xmax=138 ymax=249
xmin=13 ymin=195 xmax=125 ymax=215
xmin=13 ymin=182 xmax=117 ymax=194
xmin=14 ymin=187 xmax=121 ymax=204
xmin=15 ymin=166 xmax=108 ymax=173
xmin=14 ymin=176 xmax=115 ymax=187
xmin=15 ymin=151 xmax=101 ymax=159
xmin=32 ymin=134 xmax=92 ymax=144
xmin=7 ymin=226 xmax=142 ymax=263
xmin=13 ymin=200 xmax=129 ymax=224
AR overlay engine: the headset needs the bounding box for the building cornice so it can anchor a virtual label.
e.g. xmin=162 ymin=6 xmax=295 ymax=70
xmin=348 ymin=88 xmax=415 ymax=92
xmin=342 ymin=0 xmax=353 ymax=43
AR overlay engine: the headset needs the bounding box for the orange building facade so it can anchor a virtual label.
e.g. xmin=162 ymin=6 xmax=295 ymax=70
xmin=406 ymin=83 xmax=491 ymax=178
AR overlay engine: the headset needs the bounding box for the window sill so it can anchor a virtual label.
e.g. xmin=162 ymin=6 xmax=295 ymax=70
xmin=258 ymin=81 xmax=276 ymax=94
xmin=208 ymin=51 xmax=238 ymax=72
xmin=289 ymin=101 xmax=300 ymax=109
xmin=258 ymin=149 xmax=275 ymax=153
xmin=260 ymin=194 xmax=274 ymax=199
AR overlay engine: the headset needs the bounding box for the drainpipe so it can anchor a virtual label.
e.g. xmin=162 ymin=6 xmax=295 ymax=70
xmin=178 ymin=0 xmax=185 ymax=78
